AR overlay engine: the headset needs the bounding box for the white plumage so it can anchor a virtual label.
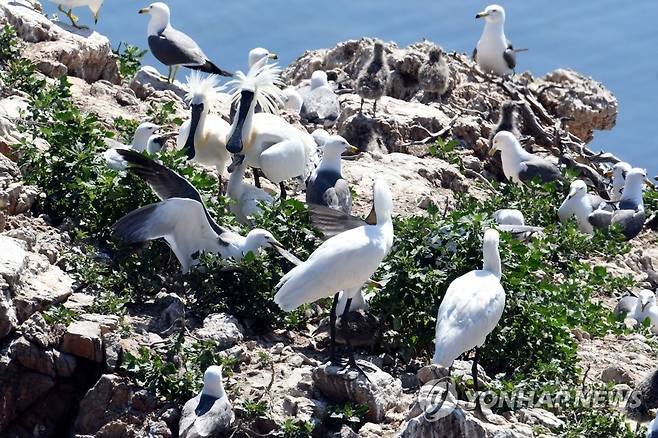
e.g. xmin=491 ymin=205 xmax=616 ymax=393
xmin=475 ymin=4 xmax=513 ymax=76
xmin=103 ymin=123 xmax=160 ymax=170
xmin=49 ymin=0 xmax=104 ymax=26
xmin=492 ymin=209 xmax=524 ymax=226
xmin=557 ymin=179 xmax=610 ymax=234
xmin=611 ymin=161 xmax=632 ymax=202
xmin=226 ymin=159 xmax=273 ymax=225
xmin=433 ymin=229 xmax=505 ymax=367
xmin=248 ymin=47 xmax=278 ymax=68
xmin=274 ymin=179 xmax=394 ymax=311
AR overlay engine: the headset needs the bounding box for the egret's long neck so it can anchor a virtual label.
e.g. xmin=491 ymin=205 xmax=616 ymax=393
xmin=147 ymin=12 xmax=169 ymax=36
xmin=227 ymin=164 xmax=246 ymax=199
xmin=483 ymin=243 xmax=502 ymax=279
xmin=196 ymin=106 xmax=209 ymax=139
xmin=318 ymin=151 xmax=341 ymax=173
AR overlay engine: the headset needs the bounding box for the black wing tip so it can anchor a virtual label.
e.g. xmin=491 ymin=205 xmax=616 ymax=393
xmin=194 ymin=61 xmax=234 ymax=78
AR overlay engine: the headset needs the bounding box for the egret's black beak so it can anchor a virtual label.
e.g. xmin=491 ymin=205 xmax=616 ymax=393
xmin=227 ymin=153 xmax=245 ymax=173
xmin=226 ymin=90 xmax=255 ymax=154
xmin=184 ymin=103 xmax=203 ymax=160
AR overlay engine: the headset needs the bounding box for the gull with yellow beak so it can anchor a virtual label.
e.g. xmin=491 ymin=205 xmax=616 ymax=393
xmin=615 ymin=290 xmax=658 ymax=326
xmin=248 ymin=48 xmax=278 ymax=68
xmin=490 ymin=131 xmax=563 ymax=184
xmin=558 ymin=179 xmax=613 ymax=234
xmin=474 ymin=5 xmax=526 ymax=76
xmin=139 ymin=2 xmax=233 ymax=83
xmin=49 ymin=0 xmax=103 ymax=28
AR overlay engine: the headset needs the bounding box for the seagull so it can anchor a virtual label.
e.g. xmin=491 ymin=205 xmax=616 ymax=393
xmin=610 ymin=161 xmax=632 ymax=202
xmin=474 ymin=4 xmax=524 ymax=76
xmin=179 ymin=365 xmax=234 ymax=437
xmin=103 ymin=122 xmax=161 ymax=169
xmin=225 ymin=58 xmax=317 ymax=199
xmin=356 ymin=40 xmax=390 ymax=116
xmin=490 ymin=131 xmax=563 ymax=184
xmin=611 ymin=167 xmax=646 ymax=240
xmin=301 ymin=70 xmax=341 ymax=123
xmin=433 ymin=229 xmax=505 ymax=416
xmin=49 ymin=0 xmax=103 ymax=28
xmin=558 ymin=179 xmax=613 ymax=234
xmin=275 ymin=179 xmax=394 ymax=371
xmin=248 ymin=47 xmax=278 ymax=68
xmin=281 ymin=88 xmax=304 ymax=114
xmin=615 ymin=290 xmax=657 ymax=325
xmin=492 ymin=209 xmax=524 ymax=226
xmin=176 ymin=72 xmax=231 ymax=190
xmin=417 ymin=45 xmax=450 ymax=100
xmin=226 ymin=157 xmax=273 ymax=226
xmin=306 ymin=135 xmax=356 ymax=215
xmin=138 ymin=2 xmax=233 ymax=83
xmin=110 ymin=149 xmax=296 ymax=272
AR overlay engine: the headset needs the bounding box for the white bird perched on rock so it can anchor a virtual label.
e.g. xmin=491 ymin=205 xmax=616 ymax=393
xmin=103 ymin=122 xmax=161 ymax=169
xmin=611 ymin=167 xmax=646 ymax=240
xmin=356 ymin=41 xmax=390 ymax=116
xmin=281 ymin=88 xmax=304 ymax=114
xmin=301 ymin=70 xmax=341 ymax=123
xmin=615 ymin=290 xmax=657 ymax=326
xmin=610 ymin=161 xmax=632 ymax=202
xmin=433 ymin=229 xmax=505 ymax=414
xmin=226 ymin=157 xmax=273 ymax=226
xmin=176 ymin=72 xmax=231 ymax=191
xmin=248 ymin=47 xmax=278 ymax=68
xmin=474 ymin=4 xmax=524 ymax=76
xmin=225 ymin=58 xmax=318 ymax=199
xmin=490 ymin=131 xmax=563 ymax=184
xmin=138 ymin=2 xmax=232 ymax=83
xmin=179 ymin=365 xmax=234 ymax=438
xmin=49 ymin=0 xmax=104 ymax=28
xmin=275 ymin=179 xmax=394 ymax=370
xmin=110 ymin=149 xmax=296 ymax=272
xmin=306 ymin=135 xmax=357 ymax=215
xmin=558 ymin=179 xmax=612 ymax=234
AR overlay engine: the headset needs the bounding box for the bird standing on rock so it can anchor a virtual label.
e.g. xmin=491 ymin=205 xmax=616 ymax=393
xmin=49 ymin=0 xmax=104 ymax=28
xmin=356 ymin=41 xmax=389 ymax=117
xmin=417 ymin=45 xmax=450 ymax=100
xmin=474 ymin=4 xmax=523 ymax=76
xmin=489 ymin=131 xmax=563 ymax=184
xmin=139 ymin=2 xmax=233 ymax=83
xmin=433 ymin=229 xmax=505 ymax=417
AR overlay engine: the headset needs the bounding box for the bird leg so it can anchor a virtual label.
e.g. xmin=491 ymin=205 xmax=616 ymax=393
xmin=340 ymin=297 xmax=372 ymax=381
xmin=252 ymin=168 xmax=261 ymax=188
xmin=471 ymin=348 xmax=492 ymax=421
xmin=170 ymin=65 xmax=180 ymax=83
xmin=328 ymin=293 xmax=340 ymax=365
xmin=279 ymin=182 xmax=287 ymax=200
xmin=166 ymin=66 xmax=173 ymax=83
xmin=63 ymin=8 xmax=86 ymax=29
xmin=373 ymin=100 xmax=378 ymax=117
xmin=359 ymin=98 xmax=364 ymax=114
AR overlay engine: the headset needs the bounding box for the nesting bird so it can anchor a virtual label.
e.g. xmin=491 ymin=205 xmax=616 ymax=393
xmin=176 ymin=72 xmax=231 ymax=189
xmin=610 ymin=161 xmax=632 ymax=202
xmin=103 ymin=122 xmax=161 ymax=169
xmin=306 ymin=135 xmax=355 ymax=215
xmin=179 ymin=365 xmax=234 ymax=437
xmin=474 ymin=4 xmax=523 ymax=76
xmin=614 ymin=289 xmax=657 ymax=327
xmin=301 ymin=70 xmax=341 ymax=123
xmin=558 ymin=179 xmax=612 ymax=234
xmin=490 ymin=131 xmax=563 ymax=184
xmin=225 ymin=58 xmax=317 ymax=199
xmin=281 ymin=87 xmax=304 ymax=114
xmin=111 ymin=150 xmax=296 ymax=272
xmin=417 ymin=45 xmax=450 ymax=100
xmin=492 ymin=209 xmax=524 ymax=226
xmin=226 ymin=157 xmax=273 ymax=226
xmin=139 ymin=2 xmax=232 ymax=83
xmin=275 ymin=179 xmax=394 ymax=369
xmin=356 ymin=41 xmax=390 ymax=116
xmin=49 ymin=0 xmax=104 ymax=28
xmin=611 ymin=167 xmax=646 ymax=240
xmin=433 ymin=229 xmax=505 ymax=414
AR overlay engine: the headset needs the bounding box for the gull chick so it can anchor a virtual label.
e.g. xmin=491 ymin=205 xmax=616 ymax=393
xmin=356 ymin=41 xmax=390 ymax=116
xmin=418 ymin=45 xmax=450 ymax=100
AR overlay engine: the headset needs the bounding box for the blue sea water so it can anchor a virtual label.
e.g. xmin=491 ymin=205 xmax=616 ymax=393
xmin=43 ymin=0 xmax=658 ymax=175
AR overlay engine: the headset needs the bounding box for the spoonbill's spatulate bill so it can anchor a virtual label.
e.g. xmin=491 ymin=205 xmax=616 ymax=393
xmin=138 ymin=2 xmax=233 ymax=83
xmin=433 ymin=229 xmax=505 ymax=414
xmin=474 ymin=4 xmax=522 ymax=76
xmin=275 ymin=179 xmax=394 ymax=370
xmin=225 ymin=58 xmax=317 ymax=199
xmin=490 ymin=131 xmax=562 ymax=184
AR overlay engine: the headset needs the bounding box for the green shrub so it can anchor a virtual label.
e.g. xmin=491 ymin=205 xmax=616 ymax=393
xmin=113 ymin=42 xmax=147 ymax=80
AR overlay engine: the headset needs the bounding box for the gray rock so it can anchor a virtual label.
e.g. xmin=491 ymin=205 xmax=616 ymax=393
xmin=74 ymin=374 xmax=134 ymax=434
xmin=600 ymin=365 xmax=633 ymax=385
xmin=179 ymin=393 xmax=234 ymax=438
xmin=103 ymin=331 xmax=121 ymax=372
xmin=0 ymin=236 xmax=27 ymax=286
xmin=60 ymin=319 xmax=103 ymax=362
xmin=10 ymin=336 xmax=76 ymax=377
xmin=130 ymin=66 xmax=188 ymax=101
xmin=312 ymin=362 xmax=403 ymax=422
xmin=12 ymin=260 xmax=74 ymax=322
xmin=196 ymin=313 xmax=244 ymax=348
xmin=517 ymin=408 xmax=564 ymax=430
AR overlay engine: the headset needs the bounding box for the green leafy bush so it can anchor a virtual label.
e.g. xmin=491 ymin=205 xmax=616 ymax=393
xmin=113 ymin=42 xmax=147 ymax=81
